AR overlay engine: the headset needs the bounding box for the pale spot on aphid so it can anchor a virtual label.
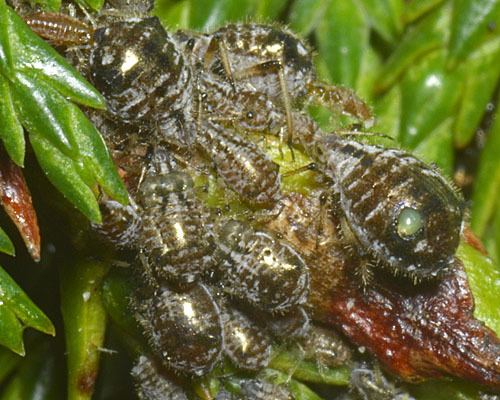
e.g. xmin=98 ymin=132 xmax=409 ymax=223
xmin=397 ymin=208 xmax=423 ymax=238
xmin=183 ymin=301 xmax=195 ymax=319
xmin=121 ymin=49 xmax=139 ymax=73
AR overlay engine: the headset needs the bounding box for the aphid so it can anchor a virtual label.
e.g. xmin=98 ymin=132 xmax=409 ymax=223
xmin=183 ymin=23 xmax=373 ymax=138
xmin=216 ymin=219 xmax=309 ymax=314
xmin=198 ymin=121 xmax=281 ymax=206
xmin=133 ymin=282 xmax=223 ymax=377
xmin=92 ymin=198 xmax=141 ymax=249
xmin=220 ymin=303 xmax=272 ymax=371
xmin=348 ymin=363 xmax=415 ymax=400
xmin=137 ymin=170 xmax=215 ymax=286
xmin=24 ymin=12 xmax=92 ymax=46
xmin=239 ymin=379 xmax=294 ymax=400
xmin=310 ymin=134 xmax=464 ymax=282
xmin=301 ymin=325 xmax=352 ymax=369
xmin=266 ymin=306 xmax=310 ymax=341
xmin=131 ymin=355 xmax=189 ymax=400
xmin=90 ymin=17 xmax=194 ymax=146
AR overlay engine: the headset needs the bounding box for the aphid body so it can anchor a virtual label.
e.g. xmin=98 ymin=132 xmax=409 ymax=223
xmin=217 ymin=220 xmax=309 ymax=314
xmin=131 ymin=355 xmax=189 ymax=400
xmin=137 ymin=171 xmax=214 ymax=286
xmin=313 ymin=134 xmax=464 ymax=281
xmin=134 ymin=282 xmax=223 ymax=377
xmin=24 ymin=12 xmax=92 ymax=46
xmin=199 ymin=122 xmax=281 ymax=206
xmin=220 ymin=303 xmax=272 ymax=371
xmin=90 ymin=17 xmax=194 ymax=146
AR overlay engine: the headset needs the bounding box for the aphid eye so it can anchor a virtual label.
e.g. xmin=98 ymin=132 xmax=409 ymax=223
xmin=246 ymin=111 xmax=255 ymax=119
xmin=396 ymin=207 xmax=423 ymax=239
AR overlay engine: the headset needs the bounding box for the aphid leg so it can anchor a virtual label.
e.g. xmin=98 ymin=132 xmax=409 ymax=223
xmin=204 ymin=33 xmax=236 ymax=91
xmin=306 ymin=82 xmax=374 ymax=128
xmin=336 ymin=129 xmax=395 ymax=142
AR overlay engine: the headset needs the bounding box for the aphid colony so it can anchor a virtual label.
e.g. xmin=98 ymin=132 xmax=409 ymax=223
xmin=22 ymin=7 xmax=465 ymax=399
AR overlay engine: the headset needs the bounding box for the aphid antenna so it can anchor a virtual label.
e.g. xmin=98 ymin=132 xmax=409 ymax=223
xmin=281 ymin=162 xmax=317 ymax=178
xmin=76 ymin=2 xmax=97 ymax=29
xmin=336 ymin=130 xmax=395 ymax=142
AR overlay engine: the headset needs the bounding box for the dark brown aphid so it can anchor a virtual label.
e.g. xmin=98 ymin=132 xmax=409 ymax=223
xmin=302 ymin=325 xmax=352 ymax=369
xmin=239 ymin=379 xmax=294 ymax=400
xmin=131 ymin=355 xmax=189 ymax=400
xmin=92 ymin=198 xmax=141 ymax=249
xmin=198 ymin=121 xmax=281 ymax=206
xmin=183 ymin=23 xmax=372 ymax=138
xmin=216 ymin=219 xmax=309 ymax=314
xmin=220 ymin=304 xmax=272 ymax=371
xmin=24 ymin=12 xmax=92 ymax=46
xmin=266 ymin=306 xmax=310 ymax=341
xmin=90 ymin=17 xmax=194 ymax=146
xmin=347 ymin=363 xmax=415 ymax=400
xmin=133 ymin=282 xmax=223 ymax=377
xmin=137 ymin=171 xmax=214 ymax=286
xmin=312 ymin=134 xmax=464 ymax=282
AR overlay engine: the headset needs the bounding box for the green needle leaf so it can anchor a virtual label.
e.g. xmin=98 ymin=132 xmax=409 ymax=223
xmin=453 ymin=37 xmax=500 ymax=148
xmin=3 ymin=4 xmax=105 ymax=109
xmin=399 ymin=50 xmax=461 ymax=149
xmin=0 ymin=265 xmax=55 ymax=355
xmin=358 ymin=0 xmax=404 ymax=44
xmin=458 ymin=243 xmax=500 ymax=336
xmin=0 ymin=227 xmax=15 ymax=257
xmin=60 ymin=258 xmax=110 ymax=400
xmin=316 ymin=0 xmax=369 ymax=90
xmin=288 ymin=0 xmax=327 ymax=37
xmin=375 ymin=5 xmax=450 ymax=93
xmin=0 ymin=75 xmax=24 ymax=166
xmin=0 ymin=307 xmax=24 ymax=356
xmin=471 ymin=106 xmax=500 ymax=237
xmin=448 ymin=0 xmax=500 ymax=68
xmin=29 ymin=133 xmax=102 ymax=224
xmin=65 ymin=106 xmax=128 ymax=205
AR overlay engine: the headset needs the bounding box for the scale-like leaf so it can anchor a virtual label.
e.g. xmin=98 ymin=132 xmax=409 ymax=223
xmin=358 ymin=0 xmax=403 ymax=43
xmin=316 ymin=0 xmax=369 ymax=90
xmin=454 ymin=37 xmax=500 ymax=148
xmin=375 ymin=5 xmax=450 ymax=93
xmin=399 ymin=50 xmax=461 ymax=148
xmin=0 ymin=227 xmax=14 ymax=257
xmin=10 ymin=71 xmax=79 ymax=156
xmin=471 ymin=107 xmax=500 ymax=237
xmin=413 ymin=117 xmax=454 ymax=175
xmin=448 ymin=0 xmax=500 ymax=67
xmin=458 ymin=243 xmax=500 ymax=335
xmin=288 ymin=0 xmax=326 ymax=36
xmin=403 ymin=0 xmax=447 ymax=24
xmin=269 ymin=352 xmax=350 ymax=386
xmin=254 ymin=0 xmax=287 ymax=20
xmin=0 ymin=266 xmax=54 ymax=355
xmin=2 ymin=4 xmax=105 ymax=109
xmin=0 ymin=307 xmax=24 ymax=356
xmin=189 ymin=0 xmax=255 ymax=30
xmin=0 ymin=76 xmax=24 ymax=166
xmin=0 ymin=342 xmax=62 ymax=400
xmin=29 ymin=133 xmax=102 ymax=224
xmin=64 ymin=106 xmax=128 ymax=205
